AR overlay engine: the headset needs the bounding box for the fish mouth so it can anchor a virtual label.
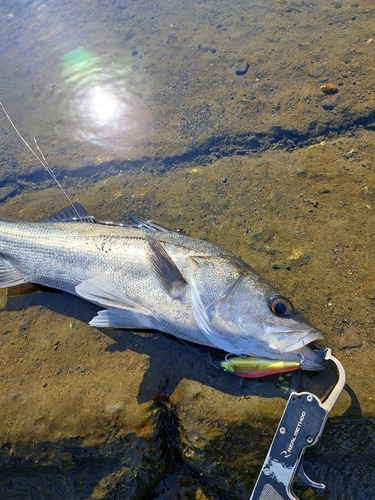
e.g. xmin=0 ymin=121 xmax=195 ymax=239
xmin=265 ymin=322 xmax=323 ymax=353
xmin=264 ymin=323 xmax=327 ymax=371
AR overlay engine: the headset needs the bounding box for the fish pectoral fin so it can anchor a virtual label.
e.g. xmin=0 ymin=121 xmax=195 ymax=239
xmin=76 ymin=276 xmax=148 ymax=314
xmin=89 ymin=308 xmax=153 ymax=329
xmin=146 ymin=234 xmax=186 ymax=298
xmin=0 ymin=258 xmax=28 ymax=287
xmin=39 ymin=203 xmax=95 ymax=223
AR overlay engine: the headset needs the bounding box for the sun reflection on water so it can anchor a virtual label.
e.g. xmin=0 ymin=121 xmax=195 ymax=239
xmin=91 ymin=87 xmax=117 ymax=123
xmin=60 ymin=48 xmax=149 ymax=153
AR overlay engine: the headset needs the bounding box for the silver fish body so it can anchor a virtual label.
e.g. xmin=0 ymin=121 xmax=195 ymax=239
xmin=0 ymin=204 xmax=326 ymax=370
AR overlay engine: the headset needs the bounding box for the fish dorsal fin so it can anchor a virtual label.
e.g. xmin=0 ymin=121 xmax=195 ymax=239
xmin=39 ymin=202 xmax=95 ymax=223
xmin=146 ymin=234 xmax=186 ymax=298
xmin=129 ymin=215 xmax=171 ymax=232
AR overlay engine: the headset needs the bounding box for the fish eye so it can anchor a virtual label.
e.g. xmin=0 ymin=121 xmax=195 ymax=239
xmin=269 ymin=295 xmax=294 ymax=316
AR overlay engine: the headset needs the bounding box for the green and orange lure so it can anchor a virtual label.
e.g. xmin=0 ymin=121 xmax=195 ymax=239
xmin=220 ymin=355 xmax=300 ymax=378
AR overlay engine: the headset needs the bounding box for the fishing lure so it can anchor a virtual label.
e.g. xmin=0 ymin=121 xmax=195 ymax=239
xmin=220 ymin=355 xmax=300 ymax=378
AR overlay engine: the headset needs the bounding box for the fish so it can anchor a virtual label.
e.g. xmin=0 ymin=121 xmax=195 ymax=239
xmin=0 ymin=202 xmax=326 ymax=371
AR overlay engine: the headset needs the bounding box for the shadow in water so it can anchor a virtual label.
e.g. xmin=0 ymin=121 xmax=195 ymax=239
xmin=2 ymin=288 xmax=341 ymax=405
xmin=0 ymin=288 xmax=370 ymax=499
xmin=0 ymin=399 xmax=372 ymax=500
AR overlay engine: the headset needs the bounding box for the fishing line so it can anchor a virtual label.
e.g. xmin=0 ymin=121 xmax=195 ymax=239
xmin=177 ymin=337 xmax=219 ymax=370
xmin=0 ymin=102 xmax=82 ymax=221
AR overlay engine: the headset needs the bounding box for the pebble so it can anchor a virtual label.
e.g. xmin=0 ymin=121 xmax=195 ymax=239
xmin=321 ymin=99 xmax=334 ymax=111
xmin=234 ymin=61 xmax=249 ymax=76
xmin=320 ymin=83 xmax=338 ymax=94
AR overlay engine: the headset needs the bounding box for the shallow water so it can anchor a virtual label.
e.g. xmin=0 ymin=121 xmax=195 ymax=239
xmin=0 ymin=0 xmax=374 ymax=498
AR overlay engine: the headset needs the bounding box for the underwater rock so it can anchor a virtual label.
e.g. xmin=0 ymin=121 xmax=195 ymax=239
xmin=321 ymin=99 xmax=335 ymax=111
xmin=234 ymin=61 xmax=249 ymax=76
